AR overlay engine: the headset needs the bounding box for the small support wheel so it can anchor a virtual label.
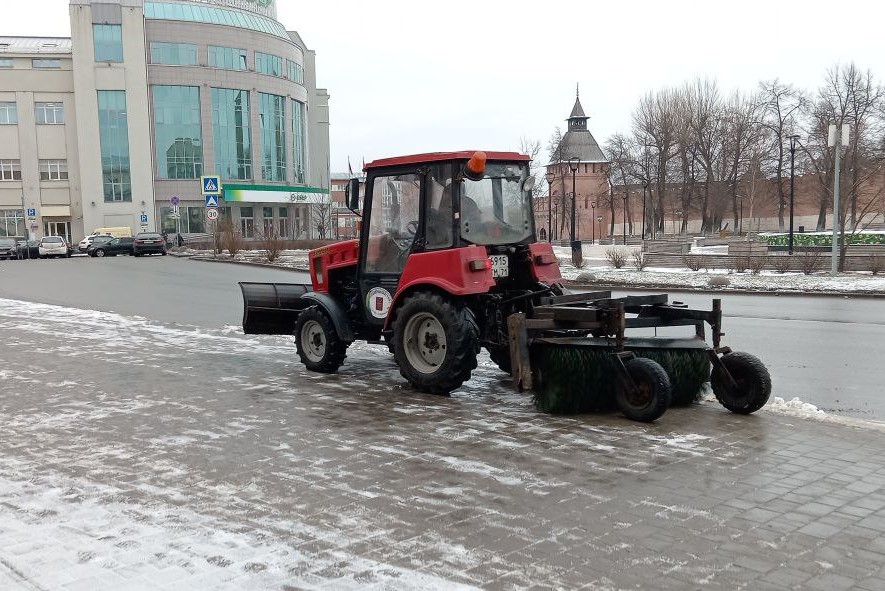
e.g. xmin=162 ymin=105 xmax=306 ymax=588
xmin=487 ymin=346 xmax=512 ymax=375
xmin=712 ymin=351 xmax=771 ymax=414
xmin=295 ymin=307 xmax=347 ymax=373
xmin=615 ymin=357 xmax=672 ymax=422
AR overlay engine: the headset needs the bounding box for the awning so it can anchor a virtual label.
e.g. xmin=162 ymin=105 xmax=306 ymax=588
xmin=40 ymin=205 xmax=72 ymax=217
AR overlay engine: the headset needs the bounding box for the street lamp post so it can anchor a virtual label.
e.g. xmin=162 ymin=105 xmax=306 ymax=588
xmin=622 ymin=192 xmax=628 ymax=246
xmin=788 ymin=134 xmax=800 ymax=255
xmin=596 ymin=214 xmax=603 ymax=245
xmin=545 ymin=171 xmax=555 ymax=243
xmin=590 ymin=201 xmax=596 ymax=244
xmin=568 ymin=156 xmax=581 ymax=266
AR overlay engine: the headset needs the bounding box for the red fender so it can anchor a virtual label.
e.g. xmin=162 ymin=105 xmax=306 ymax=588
xmin=384 ymin=246 xmax=494 ymax=329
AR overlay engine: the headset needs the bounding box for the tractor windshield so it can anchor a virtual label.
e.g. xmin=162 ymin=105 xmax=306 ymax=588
xmin=460 ymin=162 xmax=534 ymax=245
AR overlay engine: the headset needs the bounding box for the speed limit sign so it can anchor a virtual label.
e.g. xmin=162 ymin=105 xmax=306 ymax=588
xmin=206 ymin=208 xmax=219 ymax=221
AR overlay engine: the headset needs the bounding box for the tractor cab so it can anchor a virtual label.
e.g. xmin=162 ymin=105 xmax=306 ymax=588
xmin=343 ymin=151 xmax=558 ymax=335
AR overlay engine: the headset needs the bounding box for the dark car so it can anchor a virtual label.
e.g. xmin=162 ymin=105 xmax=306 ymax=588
xmin=88 ymin=236 xmax=135 ymax=257
xmin=133 ymin=232 xmax=167 ymax=256
xmin=15 ymin=239 xmax=40 ymax=260
xmin=0 ymin=237 xmax=17 ymax=260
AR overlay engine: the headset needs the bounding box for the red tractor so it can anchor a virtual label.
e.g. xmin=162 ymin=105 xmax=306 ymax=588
xmin=241 ymin=150 xmax=771 ymax=422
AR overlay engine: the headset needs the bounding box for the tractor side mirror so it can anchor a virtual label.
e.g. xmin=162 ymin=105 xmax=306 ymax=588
xmin=347 ymin=178 xmax=360 ymax=212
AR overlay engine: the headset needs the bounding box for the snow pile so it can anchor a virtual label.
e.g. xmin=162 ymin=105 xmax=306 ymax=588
xmin=765 ymin=396 xmax=827 ymax=419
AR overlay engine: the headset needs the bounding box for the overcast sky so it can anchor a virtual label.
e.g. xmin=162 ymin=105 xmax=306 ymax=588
xmin=8 ymin=0 xmax=885 ymax=173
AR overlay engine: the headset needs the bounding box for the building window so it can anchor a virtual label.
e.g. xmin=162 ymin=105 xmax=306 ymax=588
xmin=0 ymin=209 xmax=25 ymax=237
xmin=0 ymin=58 xmax=12 ymax=68
xmin=97 ymin=90 xmax=132 ymax=202
xmin=0 ymin=160 xmax=22 ymax=181
xmin=35 ymin=102 xmax=65 ymax=124
xmin=211 ymin=88 xmax=251 ymax=180
xmin=0 ymin=102 xmax=17 ymax=124
xmin=255 ymin=52 xmax=282 ymax=77
xmin=39 ymin=159 xmax=68 ymax=181
xmin=278 ymin=206 xmax=289 ymax=237
xmin=291 ymin=99 xmax=306 ymax=184
xmin=239 ymin=206 xmax=254 ymax=238
xmin=153 ymin=85 xmax=203 ymax=179
xmin=93 ymin=24 xmax=123 ymax=62
xmin=286 ymin=60 xmax=303 ymax=84
xmin=32 ymin=59 xmax=61 ymax=68
xmin=259 ymin=92 xmax=286 ymax=182
xmin=208 ymin=46 xmax=247 ymax=70
xmin=150 ymin=42 xmax=197 ymax=66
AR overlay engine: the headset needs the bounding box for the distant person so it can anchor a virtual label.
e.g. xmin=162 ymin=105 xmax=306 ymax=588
xmin=177 ymin=233 xmax=184 ymax=248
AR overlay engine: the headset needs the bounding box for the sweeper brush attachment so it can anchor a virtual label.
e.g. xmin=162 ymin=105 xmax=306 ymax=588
xmin=508 ymin=292 xmax=771 ymax=422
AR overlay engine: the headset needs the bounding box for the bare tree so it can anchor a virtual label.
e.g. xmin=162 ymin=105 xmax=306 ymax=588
xmin=758 ymin=79 xmax=808 ymax=229
xmin=604 ymin=133 xmax=637 ymax=236
xmin=633 ymin=88 xmax=679 ymax=238
xmin=312 ymin=203 xmax=331 ymax=239
xmin=518 ymin=136 xmax=545 ymax=199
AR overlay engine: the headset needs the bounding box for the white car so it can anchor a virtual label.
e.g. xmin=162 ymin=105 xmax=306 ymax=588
xmin=38 ymin=236 xmax=70 ymax=258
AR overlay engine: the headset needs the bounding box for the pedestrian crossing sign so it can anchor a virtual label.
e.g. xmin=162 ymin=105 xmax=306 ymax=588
xmin=205 ymin=195 xmax=219 ymax=208
xmin=201 ymin=175 xmax=221 ymax=195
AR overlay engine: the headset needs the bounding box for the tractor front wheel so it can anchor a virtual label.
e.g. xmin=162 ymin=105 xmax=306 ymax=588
xmin=711 ymin=351 xmax=771 ymax=414
xmin=295 ymin=307 xmax=347 ymax=373
xmin=393 ymin=292 xmax=479 ymax=395
xmin=615 ymin=357 xmax=672 ymax=422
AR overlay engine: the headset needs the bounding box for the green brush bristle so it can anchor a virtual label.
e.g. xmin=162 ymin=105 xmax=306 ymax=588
xmin=531 ymin=344 xmax=710 ymax=414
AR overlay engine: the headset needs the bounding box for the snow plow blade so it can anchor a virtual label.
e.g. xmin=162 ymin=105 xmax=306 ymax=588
xmin=239 ymin=282 xmax=313 ymax=335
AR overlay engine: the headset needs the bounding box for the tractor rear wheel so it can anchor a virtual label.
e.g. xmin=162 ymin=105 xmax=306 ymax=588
xmin=295 ymin=307 xmax=347 ymax=374
xmin=711 ymin=351 xmax=771 ymax=414
xmin=393 ymin=292 xmax=479 ymax=395
xmin=615 ymin=357 xmax=671 ymax=422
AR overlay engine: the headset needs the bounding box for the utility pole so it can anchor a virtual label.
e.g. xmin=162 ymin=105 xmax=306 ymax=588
xmin=829 ymin=124 xmax=848 ymax=274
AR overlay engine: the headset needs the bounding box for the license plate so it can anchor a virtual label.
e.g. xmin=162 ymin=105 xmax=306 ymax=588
xmin=490 ymin=254 xmax=509 ymax=278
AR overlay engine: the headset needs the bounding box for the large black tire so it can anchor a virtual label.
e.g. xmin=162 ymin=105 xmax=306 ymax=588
xmin=393 ymin=292 xmax=479 ymax=395
xmin=615 ymin=357 xmax=672 ymax=422
xmin=711 ymin=351 xmax=771 ymax=414
xmin=487 ymin=346 xmax=512 ymax=375
xmin=294 ymin=307 xmax=347 ymax=374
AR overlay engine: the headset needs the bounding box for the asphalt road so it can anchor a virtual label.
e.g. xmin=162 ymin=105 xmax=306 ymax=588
xmin=1 ymin=255 xmax=883 ymax=419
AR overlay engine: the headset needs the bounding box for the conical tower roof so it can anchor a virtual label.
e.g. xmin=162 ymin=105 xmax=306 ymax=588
xmin=553 ymin=85 xmax=607 ymax=164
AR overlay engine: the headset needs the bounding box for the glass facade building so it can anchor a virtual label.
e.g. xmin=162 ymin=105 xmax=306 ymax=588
xmin=259 ymin=92 xmax=286 ymax=182
xmin=97 ymin=91 xmax=132 ymax=202
xmin=2 ymin=1 xmax=329 ymax=244
xmin=153 ymin=85 xmax=203 ymax=180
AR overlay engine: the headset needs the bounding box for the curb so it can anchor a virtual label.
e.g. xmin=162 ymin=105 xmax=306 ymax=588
xmin=188 ymin=255 xmax=308 ymax=272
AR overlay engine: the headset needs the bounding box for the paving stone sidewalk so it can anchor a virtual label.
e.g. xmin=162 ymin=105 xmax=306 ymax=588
xmin=1 ymin=304 xmax=884 ymax=589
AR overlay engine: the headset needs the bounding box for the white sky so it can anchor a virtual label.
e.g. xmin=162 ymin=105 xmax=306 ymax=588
xmin=7 ymin=0 xmax=885 ymax=172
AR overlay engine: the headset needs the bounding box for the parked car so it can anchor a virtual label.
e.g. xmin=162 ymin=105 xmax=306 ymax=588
xmin=88 ymin=236 xmax=135 ymax=257
xmin=15 ymin=240 xmax=40 ymax=260
xmin=38 ymin=236 xmax=71 ymax=258
xmin=0 ymin=237 xmax=17 ymax=260
xmin=78 ymin=233 xmax=113 ymax=253
xmin=133 ymin=232 xmax=167 ymax=256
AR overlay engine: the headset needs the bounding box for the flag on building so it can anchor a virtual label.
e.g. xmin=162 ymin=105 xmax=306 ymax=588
xmin=348 ymin=157 xmax=353 ymax=178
